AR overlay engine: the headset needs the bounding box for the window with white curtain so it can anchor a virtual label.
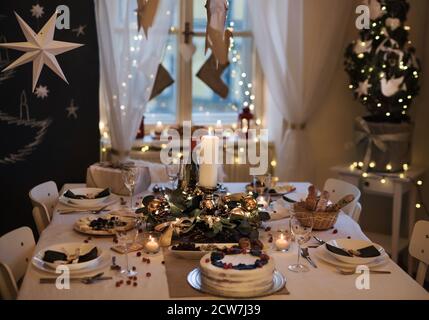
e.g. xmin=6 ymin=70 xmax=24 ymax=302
xmin=144 ymin=0 xmax=262 ymax=126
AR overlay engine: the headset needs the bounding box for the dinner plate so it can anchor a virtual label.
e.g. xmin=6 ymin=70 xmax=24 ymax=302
xmin=187 ymin=268 xmax=286 ymax=298
xmin=313 ymin=245 xmax=389 ymax=269
xmin=62 ymin=188 xmax=110 ymax=207
xmin=58 ymin=193 xmax=118 ymax=209
xmin=168 ymin=243 xmax=237 ymax=260
xmin=325 ymin=239 xmax=386 ymax=265
xmin=73 ymin=213 xmax=135 ymax=236
xmin=32 ymin=243 xmax=106 ymax=273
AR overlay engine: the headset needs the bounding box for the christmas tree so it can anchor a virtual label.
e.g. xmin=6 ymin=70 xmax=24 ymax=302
xmin=345 ymin=0 xmax=420 ymax=123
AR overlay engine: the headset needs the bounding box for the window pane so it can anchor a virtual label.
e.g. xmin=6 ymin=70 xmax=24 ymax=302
xmin=144 ymin=35 xmax=178 ymax=124
xmin=192 ymin=36 xmax=253 ymax=125
xmin=193 ymin=0 xmax=250 ymax=32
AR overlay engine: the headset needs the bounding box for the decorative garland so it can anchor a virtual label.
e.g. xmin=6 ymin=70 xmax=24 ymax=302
xmin=209 ymin=248 xmax=270 ymax=270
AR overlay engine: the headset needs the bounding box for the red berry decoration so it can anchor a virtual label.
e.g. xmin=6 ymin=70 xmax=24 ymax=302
xmin=84 ymin=240 xmax=89 ymax=243
xmin=132 ymin=266 xmax=136 ymax=271
xmin=136 ymin=252 xmax=142 ymax=257
xmin=126 ymin=280 xmax=131 ymax=285
xmin=332 ymin=229 xmax=338 ymax=234
xmin=146 ymin=272 xmax=151 ymax=277
xmin=265 ymin=226 xmax=271 ymax=232
xmin=115 ymin=281 xmax=121 ymax=287
xmin=205 ymin=258 xmax=210 ymax=263
xmin=133 ymin=282 xmax=138 ymax=287
xmin=161 ymin=261 xmax=165 ymax=264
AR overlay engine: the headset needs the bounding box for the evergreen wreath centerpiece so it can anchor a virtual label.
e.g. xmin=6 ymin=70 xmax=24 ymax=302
xmin=344 ymin=0 xmax=420 ymax=172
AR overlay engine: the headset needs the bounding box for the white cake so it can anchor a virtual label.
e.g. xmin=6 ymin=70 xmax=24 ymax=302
xmin=199 ymin=249 xmax=275 ymax=297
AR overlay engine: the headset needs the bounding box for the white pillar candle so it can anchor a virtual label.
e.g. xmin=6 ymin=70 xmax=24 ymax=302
xmin=145 ymin=236 xmax=160 ymax=253
xmin=275 ymin=233 xmax=289 ymax=251
xmin=155 ymin=121 xmax=163 ymax=133
xmin=199 ymin=135 xmax=219 ymax=188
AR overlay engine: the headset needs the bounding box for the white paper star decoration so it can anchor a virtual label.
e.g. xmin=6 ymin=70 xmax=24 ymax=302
xmin=356 ymin=79 xmax=372 ymax=97
xmin=30 ymin=4 xmax=44 ymax=19
xmin=34 ymin=85 xmax=49 ymax=99
xmin=0 ymin=11 xmax=83 ymax=92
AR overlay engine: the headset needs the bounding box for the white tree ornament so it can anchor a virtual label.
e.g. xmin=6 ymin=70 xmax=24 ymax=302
xmin=380 ymin=76 xmax=404 ymax=97
xmin=355 ymin=79 xmax=372 ymax=97
xmin=0 ymin=11 xmax=83 ymax=92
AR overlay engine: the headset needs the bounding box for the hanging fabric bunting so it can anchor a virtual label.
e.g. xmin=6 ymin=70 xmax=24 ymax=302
xmin=149 ymin=64 xmax=174 ymax=100
xmin=204 ymin=0 xmax=230 ymax=66
xmin=196 ymin=54 xmax=229 ymax=98
xmin=136 ymin=0 xmax=160 ymax=38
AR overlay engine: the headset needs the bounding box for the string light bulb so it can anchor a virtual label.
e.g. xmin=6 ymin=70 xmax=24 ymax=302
xmin=369 ymin=161 xmax=376 ymax=168
xmin=416 ymin=203 xmax=421 ymax=209
xmin=362 ymin=172 xmax=368 ymax=178
xmin=386 ymin=164 xmax=392 ymax=171
xmin=417 ymin=180 xmax=423 ymax=186
xmin=380 ymin=178 xmax=386 ymax=184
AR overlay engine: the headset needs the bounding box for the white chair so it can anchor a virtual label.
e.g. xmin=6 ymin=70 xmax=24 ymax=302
xmin=409 ymin=220 xmax=429 ymax=287
xmin=0 ymin=227 xmax=35 ymax=300
xmin=323 ymin=178 xmax=361 ymax=220
xmin=29 ymin=181 xmax=58 ymax=234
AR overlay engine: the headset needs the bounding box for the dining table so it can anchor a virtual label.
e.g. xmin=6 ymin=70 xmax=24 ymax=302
xmin=18 ymin=182 xmax=429 ymax=300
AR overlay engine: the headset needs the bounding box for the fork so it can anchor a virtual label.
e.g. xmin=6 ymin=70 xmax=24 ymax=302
xmin=336 ymin=267 xmax=391 ymax=275
xmin=58 ymin=204 xmax=110 ymax=215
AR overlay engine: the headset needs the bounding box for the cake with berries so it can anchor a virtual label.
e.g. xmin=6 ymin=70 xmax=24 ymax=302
xmin=199 ymin=247 xmax=275 ymax=297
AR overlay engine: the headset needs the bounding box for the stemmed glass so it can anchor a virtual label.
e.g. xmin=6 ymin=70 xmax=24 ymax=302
xmin=116 ymin=228 xmax=139 ymax=277
xmin=165 ymin=164 xmax=180 ymax=189
xmin=289 ymin=213 xmax=314 ymax=273
xmin=121 ymin=166 xmax=141 ymax=211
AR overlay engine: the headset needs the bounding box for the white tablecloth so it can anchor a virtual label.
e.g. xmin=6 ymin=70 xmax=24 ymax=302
xmin=18 ymin=183 xmax=428 ymax=300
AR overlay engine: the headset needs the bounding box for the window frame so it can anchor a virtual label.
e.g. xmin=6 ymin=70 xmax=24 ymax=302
xmin=145 ymin=0 xmax=264 ymax=128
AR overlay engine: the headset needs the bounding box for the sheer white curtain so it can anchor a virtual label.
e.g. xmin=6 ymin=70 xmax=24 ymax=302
xmin=249 ymin=0 xmax=352 ymax=181
xmin=95 ymin=0 xmax=176 ymax=159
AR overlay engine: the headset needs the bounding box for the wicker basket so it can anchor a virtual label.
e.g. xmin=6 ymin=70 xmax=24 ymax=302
xmin=294 ymin=210 xmax=339 ymax=231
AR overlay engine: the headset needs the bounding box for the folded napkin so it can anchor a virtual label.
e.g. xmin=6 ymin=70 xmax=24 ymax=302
xmin=42 ymin=247 xmax=98 ymax=263
xmin=326 ymin=243 xmax=381 ymax=258
xmin=269 ymin=198 xmax=291 ymax=220
xmin=64 ymin=188 xmax=110 ymax=199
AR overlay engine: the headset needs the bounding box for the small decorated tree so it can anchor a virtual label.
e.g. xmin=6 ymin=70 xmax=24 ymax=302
xmin=344 ymin=0 xmax=420 ymax=172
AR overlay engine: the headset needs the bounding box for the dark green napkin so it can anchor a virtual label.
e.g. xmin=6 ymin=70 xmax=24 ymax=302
xmin=42 ymin=250 xmax=68 ymax=263
xmin=326 ymin=243 xmax=381 ymax=258
xmin=78 ymin=247 xmax=98 ymax=263
xmin=64 ymin=188 xmax=110 ymax=199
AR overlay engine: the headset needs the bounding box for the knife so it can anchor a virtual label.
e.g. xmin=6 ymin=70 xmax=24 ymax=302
xmin=39 ymin=276 xmax=113 ymax=284
xmin=301 ymin=247 xmax=317 ymax=268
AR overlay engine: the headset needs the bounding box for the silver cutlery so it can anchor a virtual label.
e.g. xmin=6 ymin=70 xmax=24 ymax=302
xmin=301 ymin=247 xmax=318 ymax=268
xmin=58 ymin=204 xmax=110 ymax=215
xmin=313 ymin=236 xmax=325 ymax=245
xmin=335 ymin=267 xmax=391 ymax=275
xmin=39 ymin=272 xmax=112 ymax=284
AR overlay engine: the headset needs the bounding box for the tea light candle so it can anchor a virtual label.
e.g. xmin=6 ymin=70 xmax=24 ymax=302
xmin=145 ymin=235 xmax=160 ymax=253
xmin=257 ymin=195 xmax=269 ymax=209
xmin=275 ymin=233 xmax=289 ymax=251
xmin=199 ymin=135 xmax=219 ymax=188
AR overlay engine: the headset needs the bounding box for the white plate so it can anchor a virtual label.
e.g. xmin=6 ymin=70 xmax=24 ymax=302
xmin=169 ymin=243 xmax=237 ymax=260
xmin=59 ymin=193 xmax=118 ymax=209
xmin=32 ymin=243 xmax=104 ymax=272
xmin=62 ymin=188 xmax=109 ymax=207
xmin=283 ymin=192 xmax=307 ymax=203
xmin=74 ymin=214 xmax=135 ymax=236
xmin=325 ymin=239 xmax=385 ymax=265
xmin=313 ymin=245 xmax=389 ymax=269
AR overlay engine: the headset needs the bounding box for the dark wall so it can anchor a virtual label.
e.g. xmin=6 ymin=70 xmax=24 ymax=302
xmin=0 ymin=0 xmax=99 ymax=236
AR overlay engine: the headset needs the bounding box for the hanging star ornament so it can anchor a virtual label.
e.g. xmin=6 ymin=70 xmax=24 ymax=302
xmin=30 ymin=4 xmax=44 ymax=19
xmin=34 ymin=84 xmax=49 ymax=99
xmin=0 ymin=11 xmax=83 ymax=92
xmin=72 ymin=25 xmax=86 ymax=37
xmin=136 ymin=0 xmax=160 ymax=38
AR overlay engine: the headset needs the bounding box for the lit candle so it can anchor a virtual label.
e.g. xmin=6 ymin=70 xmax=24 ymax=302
xmin=155 ymin=121 xmax=163 ymax=133
xmin=275 ymin=233 xmax=289 ymax=251
xmin=257 ymin=195 xmax=269 ymax=209
xmin=199 ymin=135 xmax=219 ymax=188
xmin=145 ymin=235 xmax=160 ymax=253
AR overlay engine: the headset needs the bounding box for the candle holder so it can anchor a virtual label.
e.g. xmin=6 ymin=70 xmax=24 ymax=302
xmin=198 ymin=185 xmax=219 ymax=214
xmin=142 ymin=231 xmax=161 ymax=254
xmin=273 ymin=231 xmax=291 ymax=252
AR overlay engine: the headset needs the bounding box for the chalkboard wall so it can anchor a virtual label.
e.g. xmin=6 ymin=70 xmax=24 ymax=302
xmin=0 ymin=0 xmax=99 ymax=236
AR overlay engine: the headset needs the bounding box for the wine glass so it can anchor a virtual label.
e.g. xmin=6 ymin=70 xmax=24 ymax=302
xmin=116 ymin=230 xmax=138 ymax=277
xmin=121 ymin=166 xmax=141 ymax=210
xmin=165 ymin=164 xmax=180 ymax=189
xmin=288 ymin=213 xmax=314 ymax=273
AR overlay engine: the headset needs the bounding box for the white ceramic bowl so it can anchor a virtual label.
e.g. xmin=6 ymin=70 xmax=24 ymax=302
xmin=33 ymin=243 xmax=102 ymax=271
xmin=325 ymin=239 xmax=385 ymax=265
xmin=63 ymin=188 xmax=109 ymax=207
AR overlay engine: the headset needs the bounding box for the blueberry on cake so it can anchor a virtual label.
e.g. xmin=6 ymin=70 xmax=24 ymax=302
xmin=199 ymin=247 xmax=275 ymax=297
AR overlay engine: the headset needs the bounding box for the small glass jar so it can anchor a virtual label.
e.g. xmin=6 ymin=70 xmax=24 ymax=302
xmin=142 ymin=231 xmax=161 ymax=254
